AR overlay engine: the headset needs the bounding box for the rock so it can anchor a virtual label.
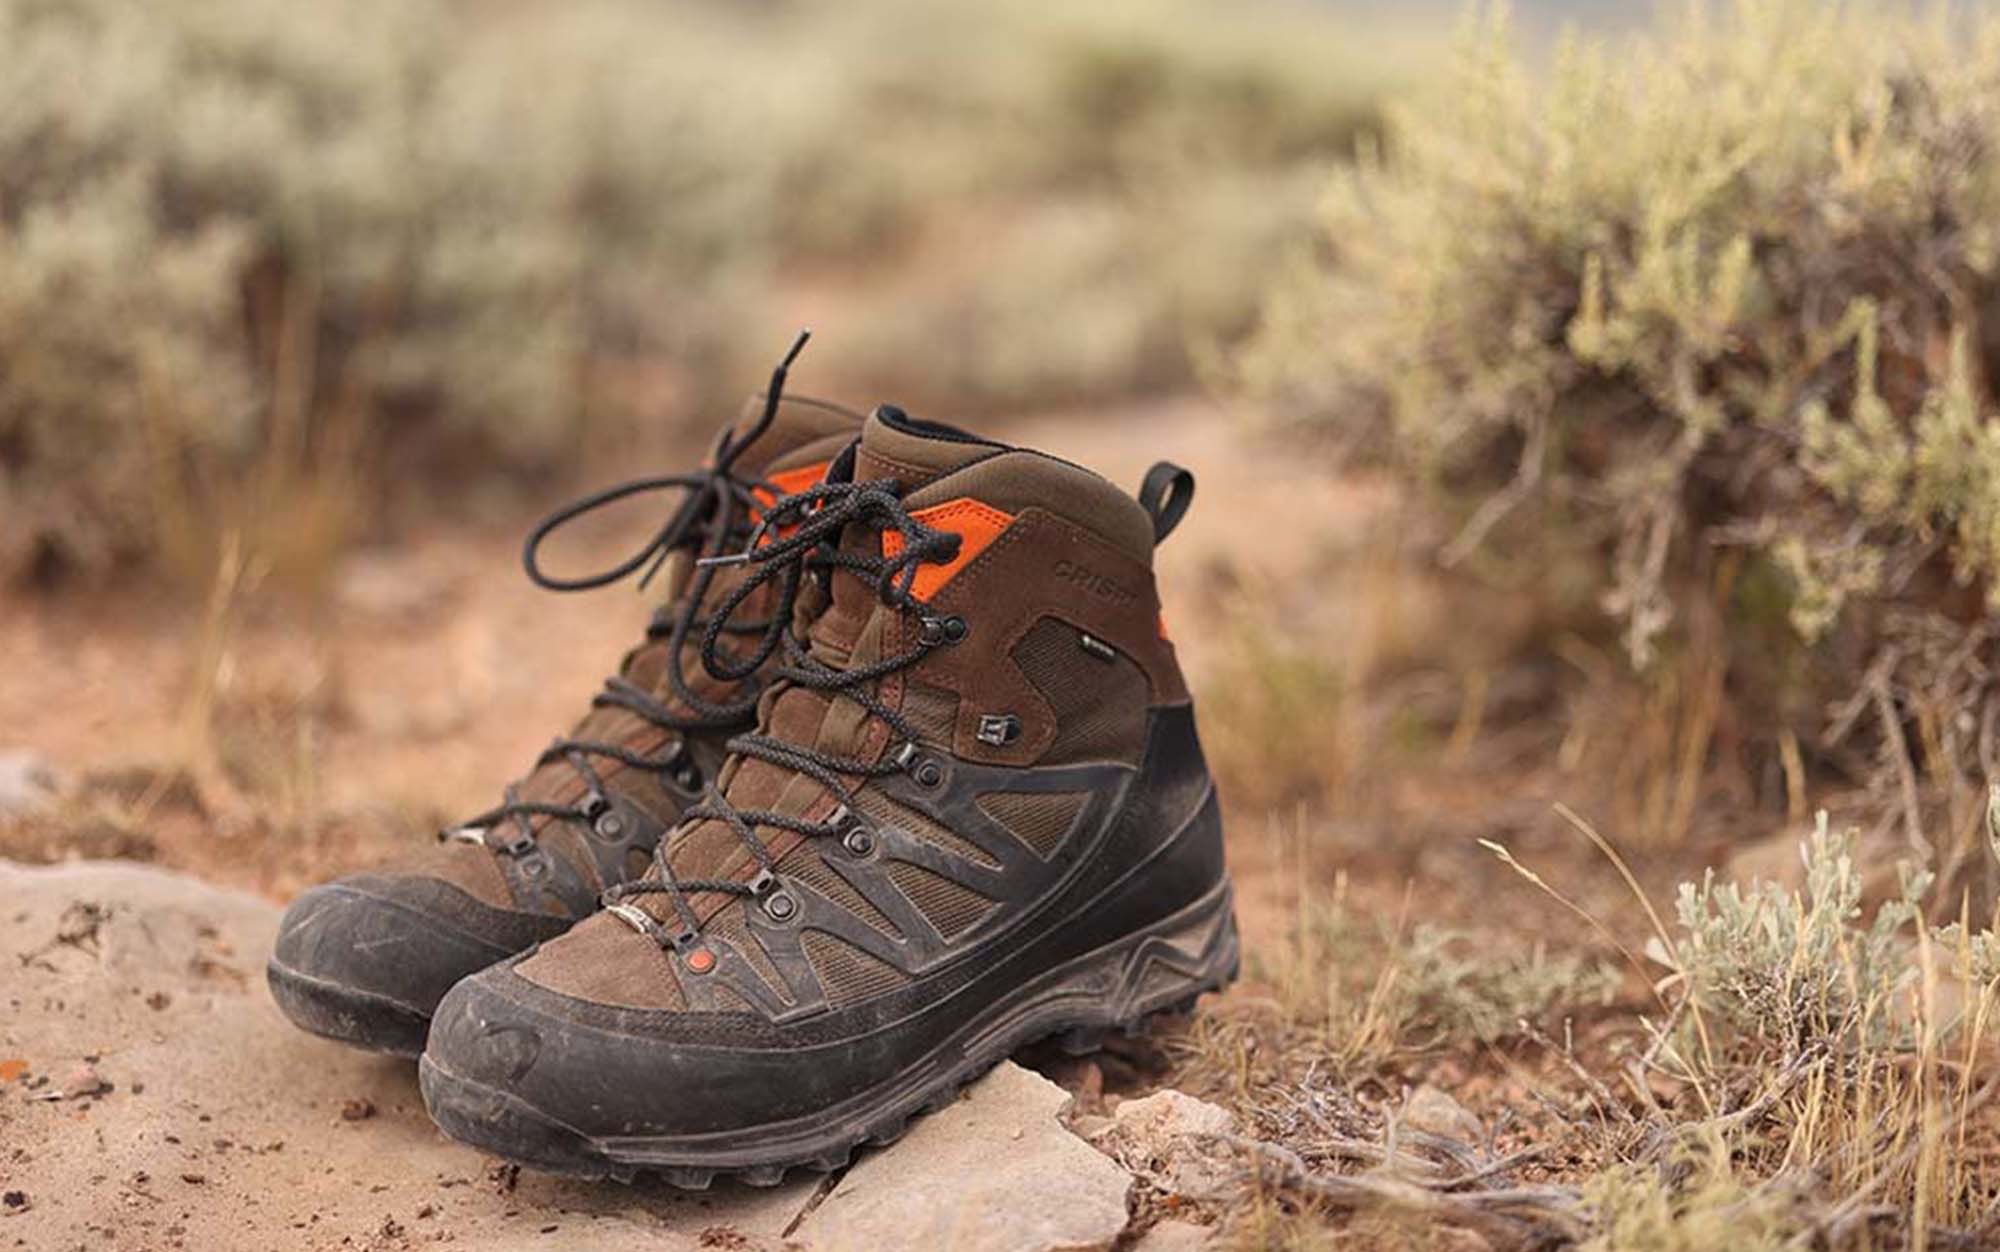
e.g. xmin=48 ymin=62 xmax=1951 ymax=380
xmin=1111 ymin=1090 xmax=1234 ymax=1140
xmin=56 ymin=1060 xmax=110 ymax=1100
xmin=1092 ymin=1089 xmax=1237 ymax=1204
xmin=0 ymin=860 xmax=815 ymax=1251
xmin=798 ymin=1062 xmax=1132 ymax=1252
xmin=0 ymin=750 xmax=61 ymax=818
xmin=1132 ymin=1219 xmax=1216 ymax=1252
xmin=1402 ymin=1084 xmax=1483 ymax=1143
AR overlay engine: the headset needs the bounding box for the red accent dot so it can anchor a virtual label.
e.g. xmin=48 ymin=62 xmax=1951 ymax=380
xmin=685 ymin=948 xmax=716 ymax=974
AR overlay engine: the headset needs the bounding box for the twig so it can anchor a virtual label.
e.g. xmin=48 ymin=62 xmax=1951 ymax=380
xmin=1871 ymin=668 xmax=1931 ymax=860
xmin=1441 ymin=413 xmax=1546 ymax=568
xmin=1208 ymin=1131 xmax=1588 ymax=1246
xmin=1519 ymin=1018 xmax=1636 ymax=1127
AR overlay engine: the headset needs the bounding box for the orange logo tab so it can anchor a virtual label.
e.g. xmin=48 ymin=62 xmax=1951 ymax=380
xmin=881 ymin=498 xmax=1016 ymax=601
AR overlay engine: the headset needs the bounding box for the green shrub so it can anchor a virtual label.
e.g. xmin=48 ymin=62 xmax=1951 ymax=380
xmin=1674 ymin=814 xmax=1930 ymax=1047
xmin=1243 ymin=0 xmax=2000 ymax=824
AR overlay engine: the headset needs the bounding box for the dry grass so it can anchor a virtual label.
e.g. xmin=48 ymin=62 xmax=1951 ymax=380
xmin=1148 ymin=785 xmax=2000 ymax=1250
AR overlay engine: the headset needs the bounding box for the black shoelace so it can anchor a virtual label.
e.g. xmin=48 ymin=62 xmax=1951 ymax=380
xmin=447 ymin=335 xmax=814 ymax=855
xmin=602 ymin=475 xmax=966 ymax=949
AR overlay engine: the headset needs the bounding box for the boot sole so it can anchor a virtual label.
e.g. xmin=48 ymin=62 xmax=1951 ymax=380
xmin=267 ymin=958 xmax=431 ymax=1059
xmin=418 ymin=875 xmax=1239 ymax=1186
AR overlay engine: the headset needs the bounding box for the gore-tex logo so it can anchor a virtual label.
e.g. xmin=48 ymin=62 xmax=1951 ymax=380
xmin=1053 ymin=559 xmax=1135 ymax=606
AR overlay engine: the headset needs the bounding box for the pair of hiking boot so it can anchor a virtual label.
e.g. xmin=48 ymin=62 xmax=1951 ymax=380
xmin=268 ymin=354 xmax=1238 ymax=1185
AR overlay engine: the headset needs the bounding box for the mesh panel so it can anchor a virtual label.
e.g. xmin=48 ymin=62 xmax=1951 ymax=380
xmin=902 ymin=680 xmax=962 ymax=746
xmin=1010 ymin=617 xmax=1148 ymax=765
xmin=975 ymin=791 xmax=1088 ymax=858
xmin=778 ymin=842 xmax=901 ymax=938
xmin=885 ymin=860 xmax=998 ymax=939
xmin=855 ymin=790 xmax=999 ymax=870
xmin=801 ymin=931 xmax=910 ymax=1006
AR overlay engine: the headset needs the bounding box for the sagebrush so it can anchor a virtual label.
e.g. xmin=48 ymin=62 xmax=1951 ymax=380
xmin=1242 ymin=0 xmax=2000 ymax=847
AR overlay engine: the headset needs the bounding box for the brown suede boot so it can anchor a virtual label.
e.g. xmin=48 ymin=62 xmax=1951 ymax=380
xmin=419 ymin=405 xmax=1237 ymax=1182
xmin=268 ymin=382 xmax=863 ymax=1055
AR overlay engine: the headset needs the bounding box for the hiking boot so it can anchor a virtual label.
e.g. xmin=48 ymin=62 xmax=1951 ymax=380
xmin=419 ymin=405 xmax=1238 ymax=1181
xmin=267 ymin=377 xmax=864 ymax=1056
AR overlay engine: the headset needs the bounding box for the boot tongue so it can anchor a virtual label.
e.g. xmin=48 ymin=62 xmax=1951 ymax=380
xmin=499 ymin=394 xmax=860 ymax=852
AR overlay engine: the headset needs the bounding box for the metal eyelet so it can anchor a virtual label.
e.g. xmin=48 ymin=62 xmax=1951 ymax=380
xmin=913 ymin=759 xmax=946 ymax=789
xmin=593 ymin=810 xmax=627 ymax=840
xmin=826 ymin=805 xmax=876 ymax=856
xmin=763 ymin=890 xmax=799 ymax=922
xmin=919 ymin=614 xmax=969 ymax=646
xmin=580 ymin=792 xmax=612 ymax=822
xmin=748 ymin=869 xmax=779 ymax=897
xmin=661 ymin=743 xmax=704 ymax=796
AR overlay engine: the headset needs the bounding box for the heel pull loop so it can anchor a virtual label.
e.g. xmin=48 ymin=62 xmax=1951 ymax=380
xmin=1138 ymin=462 xmax=1195 ymax=544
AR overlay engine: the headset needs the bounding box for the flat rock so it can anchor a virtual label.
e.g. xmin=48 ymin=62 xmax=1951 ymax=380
xmin=1132 ymin=1219 xmax=1218 ymax=1252
xmin=1403 ymin=1083 xmax=1483 ymax=1143
xmin=0 ymin=860 xmax=1146 ymax=1252
xmin=797 ymin=1061 xmax=1132 ymax=1252
xmin=1092 ymin=1089 xmax=1237 ymax=1204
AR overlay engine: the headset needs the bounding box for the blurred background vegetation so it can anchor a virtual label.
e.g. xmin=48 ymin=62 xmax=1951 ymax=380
xmin=0 ymin=0 xmax=1410 ymax=589
xmin=1245 ymin=0 xmax=2000 ymax=882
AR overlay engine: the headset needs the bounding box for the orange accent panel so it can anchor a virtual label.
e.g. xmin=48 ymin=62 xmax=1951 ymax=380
xmin=881 ymin=498 xmax=1016 ymax=602
xmin=753 ymin=462 xmax=831 ymax=515
xmin=751 ymin=460 xmax=831 ymax=544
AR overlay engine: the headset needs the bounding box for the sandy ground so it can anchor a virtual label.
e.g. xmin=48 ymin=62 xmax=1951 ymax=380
xmin=0 ymin=862 xmax=816 ymax=1252
xmin=3 ymin=860 xmax=1157 ymax=1252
